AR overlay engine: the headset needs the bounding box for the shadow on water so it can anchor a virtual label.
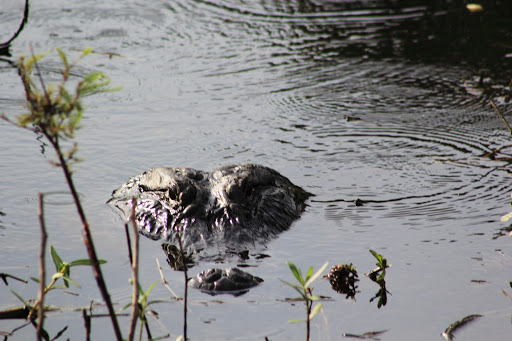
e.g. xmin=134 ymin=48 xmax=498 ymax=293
xmin=194 ymin=0 xmax=512 ymax=64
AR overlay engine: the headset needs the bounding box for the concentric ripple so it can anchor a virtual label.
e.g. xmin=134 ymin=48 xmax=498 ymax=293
xmin=267 ymin=117 xmax=512 ymax=229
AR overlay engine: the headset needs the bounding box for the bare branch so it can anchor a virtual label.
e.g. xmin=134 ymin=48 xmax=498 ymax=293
xmin=156 ymin=258 xmax=179 ymax=299
xmin=127 ymin=199 xmax=139 ymax=341
xmin=36 ymin=193 xmax=47 ymax=341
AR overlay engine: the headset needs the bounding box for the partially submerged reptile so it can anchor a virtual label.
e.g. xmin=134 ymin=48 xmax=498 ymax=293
xmin=109 ymin=164 xmax=311 ymax=293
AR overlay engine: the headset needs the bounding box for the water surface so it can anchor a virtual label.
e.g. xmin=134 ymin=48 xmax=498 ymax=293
xmin=1 ymin=0 xmax=512 ymax=340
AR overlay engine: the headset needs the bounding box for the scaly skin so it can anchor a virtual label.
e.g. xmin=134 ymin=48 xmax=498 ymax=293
xmin=110 ymin=164 xmax=311 ymax=252
xmin=109 ymin=164 xmax=311 ymax=292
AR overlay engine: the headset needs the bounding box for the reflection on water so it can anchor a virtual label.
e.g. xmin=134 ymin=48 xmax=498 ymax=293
xmin=1 ymin=0 xmax=512 ymax=340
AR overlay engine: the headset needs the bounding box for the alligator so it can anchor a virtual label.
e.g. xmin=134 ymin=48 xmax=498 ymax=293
xmin=109 ymin=164 xmax=311 ymax=293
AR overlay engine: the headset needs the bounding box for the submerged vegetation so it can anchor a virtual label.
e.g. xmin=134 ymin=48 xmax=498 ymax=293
xmin=366 ymin=250 xmax=390 ymax=309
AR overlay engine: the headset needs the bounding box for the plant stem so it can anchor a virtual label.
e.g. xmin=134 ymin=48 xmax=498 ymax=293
xmin=48 ymin=134 xmax=123 ymax=341
xmin=491 ymin=99 xmax=512 ymax=134
xmin=128 ymin=199 xmax=139 ymax=341
xmin=176 ymin=229 xmax=188 ymax=341
xmin=28 ymin=276 xmax=58 ymax=319
xmin=306 ymin=290 xmax=311 ymax=341
xmin=156 ymin=258 xmax=179 ymax=299
xmin=143 ymin=319 xmax=152 ymax=340
xmin=83 ymin=309 xmax=91 ymax=341
xmin=124 ymin=222 xmax=133 ymax=265
xmin=36 ymin=193 xmax=47 ymax=341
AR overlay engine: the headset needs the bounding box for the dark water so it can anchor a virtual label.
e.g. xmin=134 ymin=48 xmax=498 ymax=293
xmin=1 ymin=0 xmax=512 ymax=340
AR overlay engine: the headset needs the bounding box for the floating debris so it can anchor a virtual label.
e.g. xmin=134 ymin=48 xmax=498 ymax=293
xmin=441 ymin=314 xmax=483 ymax=341
xmin=327 ymin=264 xmax=359 ymax=299
xmin=343 ymin=329 xmax=389 ymax=340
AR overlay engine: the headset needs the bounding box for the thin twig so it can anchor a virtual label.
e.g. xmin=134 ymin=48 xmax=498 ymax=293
xmin=306 ymin=295 xmax=311 ymax=341
xmin=0 ymin=0 xmax=30 ymax=48
xmin=82 ymin=309 xmax=91 ymax=341
xmin=0 ymin=273 xmax=28 ymax=285
xmin=48 ymin=133 xmax=123 ymax=340
xmin=155 ymin=258 xmax=179 ymax=299
xmin=12 ymin=47 xmax=122 ymax=340
xmin=143 ymin=319 xmax=153 ymax=340
xmin=175 ymin=228 xmax=188 ymax=341
xmin=124 ymin=222 xmax=133 ymax=265
xmin=502 ymin=289 xmax=512 ymax=302
xmin=482 ymin=143 xmax=512 ymax=158
xmin=30 ymin=45 xmax=51 ymax=105
xmin=491 ymin=99 xmax=512 ymax=134
xmin=128 ymin=198 xmax=139 ymax=341
xmin=36 ymin=193 xmax=47 ymax=341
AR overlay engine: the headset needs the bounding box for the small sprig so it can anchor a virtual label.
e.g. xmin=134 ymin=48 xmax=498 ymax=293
xmin=11 ymin=246 xmax=106 ymax=320
xmin=281 ymin=261 xmax=328 ymax=341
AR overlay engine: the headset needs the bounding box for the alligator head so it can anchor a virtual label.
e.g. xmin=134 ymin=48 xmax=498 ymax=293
xmin=109 ymin=164 xmax=311 ymax=292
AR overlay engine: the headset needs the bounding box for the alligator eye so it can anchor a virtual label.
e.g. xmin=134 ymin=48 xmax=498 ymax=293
xmin=190 ymin=171 xmax=204 ymax=181
xmin=203 ymin=268 xmax=222 ymax=282
xmin=239 ymin=177 xmax=253 ymax=197
xmin=226 ymin=183 xmax=243 ymax=201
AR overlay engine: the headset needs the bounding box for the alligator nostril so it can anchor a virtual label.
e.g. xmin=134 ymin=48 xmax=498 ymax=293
xmin=167 ymin=180 xmax=180 ymax=201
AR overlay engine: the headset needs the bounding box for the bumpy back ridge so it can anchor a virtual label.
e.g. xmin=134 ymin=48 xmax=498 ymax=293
xmin=109 ymin=164 xmax=311 ymax=252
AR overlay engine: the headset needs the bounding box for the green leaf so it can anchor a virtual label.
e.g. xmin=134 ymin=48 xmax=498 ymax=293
xmin=62 ymin=276 xmax=81 ymax=288
xmin=137 ymin=282 xmax=144 ymax=295
xmin=142 ymin=299 xmax=169 ymax=306
xmin=143 ymin=281 xmax=160 ymax=297
xmin=288 ymin=319 xmax=305 ymax=324
xmin=279 ymin=279 xmax=306 ymax=298
xmin=47 ymin=285 xmax=69 ymax=290
xmin=287 ymin=261 xmax=304 ymax=285
xmin=377 ymin=272 xmax=385 ymax=282
xmin=52 ymin=272 xmax=64 ymax=281
xmin=82 ymin=47 xmax=93 ymax=57
xmin=10 ymin=290 xmax=31 ymax=308
xmin=30 ymin=277 xmax=41 ymax=283
xmin=63 ymin=264 xmax=71 ymax=279
xmin=78 ymin=71 xmax=113 ymax=96
xmin=305 ymin=266 xmax=314 ymax=282
xmin=56 ymin=47 xmax=69 ymax=70
xmin=68 ymin=258 xmax=106 ymax=267
xmin=309 ymin=295 xmax=323 ymax=301
xmin=304 ymin=262 xmax=328 ymax=289
xmin=500 ymin=212 xmax=512 ymax=222
xmin=370 ymin=249 xmax=382 ymax=263
xmin=22 ymin=49 xmax=52 ymax=74
xmin=51 ymin=246 xmax=64 ymax=272
xmin=309 ymin=303 xmax=323 ymax=319
xmin=69 ymin=259 xmax=92 ymax=267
